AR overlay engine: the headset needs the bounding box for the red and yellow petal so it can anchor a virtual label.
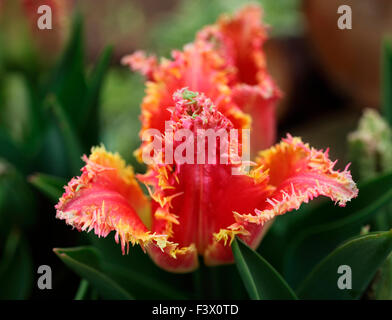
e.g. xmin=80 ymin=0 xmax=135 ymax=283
xmin=233 ymin=135 xmax=359 ymax=227
xmin=147 ymin=243 xmax=198 ymax=273
xmin=55 ymin=145 xmax=198 ymax=272
xmin=197 ymin=4 xmax=267 ymax=86
xmin=137 ymin=169 xmax=199 ymax=272
xmin=205 ymin=220 xmax=273 ymax=266
xmin=55 ymin=146 xmax=160 ymax=253
xmin=208 ymin=135 xmax=358 ymax=265
xmin=197 ymin=4 xmax=281 ymax=145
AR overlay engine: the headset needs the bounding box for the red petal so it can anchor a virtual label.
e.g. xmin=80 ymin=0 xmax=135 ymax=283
xmin=55 ymin=146 xmax=164 ymax=254
xmin=232 ymin=84 xmax=278 ymax=151
xmin=147 ymin=243 xmax=198 ymax=273
xmin=233 ymin=135 xmax=359 ymax=227
xmin=197 ymin=4 xmax=267 ymax=86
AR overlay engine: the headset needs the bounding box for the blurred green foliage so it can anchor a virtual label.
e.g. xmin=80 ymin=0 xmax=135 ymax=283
xmin=149 ymin=0 xmax=302 ymax=56
xmin=0 ymin=12 xmax=112 ymax=298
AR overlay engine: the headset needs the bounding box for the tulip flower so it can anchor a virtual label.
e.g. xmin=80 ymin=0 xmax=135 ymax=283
xmin=122 ymin=5 xmax=280 ymax=158
xmin=55 ymin=89 xmax=358 ymax=272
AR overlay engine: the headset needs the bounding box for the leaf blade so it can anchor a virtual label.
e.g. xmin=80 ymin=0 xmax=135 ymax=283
xmin=232 ymin=238 xmax=297 ymax=300
xmin=29 ymin=173 xmax=65 ymax=201
xmin=54 ymin=246 xmax=133 ymax=300
xmin=297 ymin=231 xmax=392 ymax=299
xmin=283 ymin=179 xmax=392 ymax=287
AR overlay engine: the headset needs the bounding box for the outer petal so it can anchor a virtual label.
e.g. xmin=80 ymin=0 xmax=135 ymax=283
xmin=232 ymin=135 xmax=359 ymax=227
xmin=55 ymin=146 xmax=167 ymax=254
xmin=121 ymin=51 xmax=158 ymax=80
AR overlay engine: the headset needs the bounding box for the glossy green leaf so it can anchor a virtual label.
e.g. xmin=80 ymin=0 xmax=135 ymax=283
xmin=74 ymin=279 xmax=89 ymax=300
xmin=56 ymin=242 xmax=189 ymax=300
xmin=232 ymin=238 xmax=297 ymax=300
xmin=297 ymin=231 xmax=392 ymax=299
xmin=0 ymin=230 xmax=33 ymax=299
xmin=86 ymin=234 xmax=190 ymax=299
xmin=370 ymin=254 xmax=392 ymax=299
xmin=283 ymin=175 xmax=392 ymax=287
xmin=54 ymin=246 xmax=133 ymax=300
xmin=28 ymin=173 xmax=65 ymax=201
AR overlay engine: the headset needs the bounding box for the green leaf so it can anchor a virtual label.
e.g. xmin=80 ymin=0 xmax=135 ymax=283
xmin=48 ymin=96 xmax=83 ymax=175
xmin=0 ymin=230 xmax=33 ymax=299
xmin=370 ymin=254 xmax=392 ymax=299
xmin=232 ymin=238 xmax=297 ymax=300
xmin=382 ymin=39 xmax=392 ymax=126
xmin=28 ymin=173 xmax=65 ymax=201
xmin=78 ymin=45 xmax=113 ymax=147
xmin=55 ymin=243 xmax=189 ymax=300
xmin=283 ymin=173 xmax=392 ymax=287
xmin=86 ymin=234 xmax=191 ymax=299
xmin=74 ymin=279 xmax=89 ymax=300
xmin=297 ymin=231 xmax=392 ymax=299
xmin=45 ymin=12 xmax=87 ymax=123
xmin=0 ymin=128 xmax=27 ymax=173
xmin=54 ymin=246 xmax=133 ymax=300
xmin=0 ymin=161 xmax=36 ymax=230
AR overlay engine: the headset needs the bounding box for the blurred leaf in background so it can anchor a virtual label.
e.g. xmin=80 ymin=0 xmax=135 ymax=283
xmin=148 ymin=0 xmax=302 ymax=57
xmin=0 ymin=230 xmax=33 ymax=299
xmin=0 ymin=7 xmax=113 ymax=298
xmin=297 ymin=231 xmax=392 ymax=300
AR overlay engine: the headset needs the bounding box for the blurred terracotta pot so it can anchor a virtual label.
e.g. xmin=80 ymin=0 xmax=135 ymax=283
xmin=303 ymin=0 xmax=392 ymax=108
